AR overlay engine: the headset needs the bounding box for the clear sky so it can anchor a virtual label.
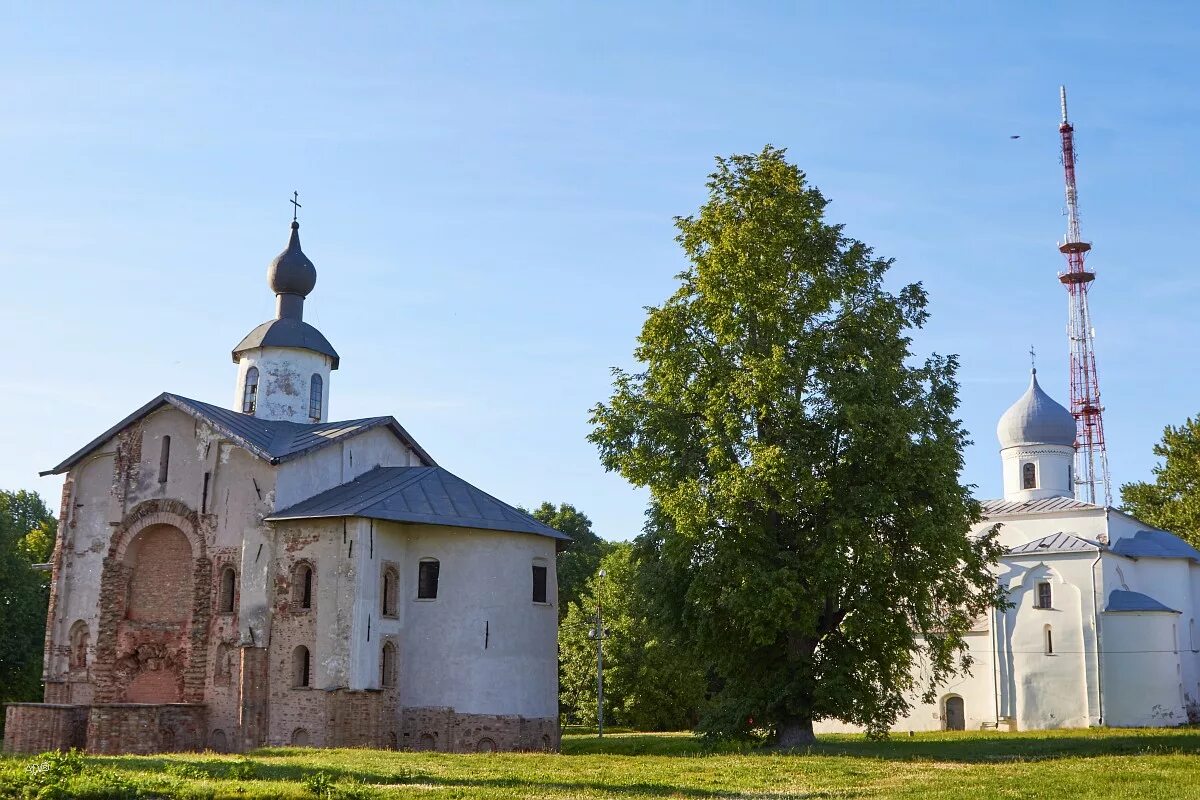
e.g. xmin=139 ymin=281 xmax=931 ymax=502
xmin=1 ymin=3 xmax=1197 ymax=541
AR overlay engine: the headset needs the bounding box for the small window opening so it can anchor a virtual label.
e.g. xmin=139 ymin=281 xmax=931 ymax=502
xmin=219 ymin=567 xmax=236 ymax=614
xmin=1022 ymin=462 xmax=1036 ymax=490
xmin=1045 ymin=626 xmax=1054 ymax=655
xmin=309 ymin=374 xmax=323 ymax=422
xmin=158 ymin=436 xmax=171 ymax=483
xmin=382 ymin=567 xmax=398 ymax=617
xmin=1036 ymin=581 xmax=1052 ymax=609
xmin=381 ymin=641 xmax=397 ymax=688
xmin=532 ymin=563 xmax=548 ymax=604
xmin=417 ymin=559 xmax=439 ymax=600
xmin=243 ymin=367 xmax=259 ymax=414
xmin=293 ymin=645 xmax=311 ymax=687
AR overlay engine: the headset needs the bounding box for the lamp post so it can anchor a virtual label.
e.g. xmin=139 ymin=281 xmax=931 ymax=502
xmin=589 ymin=568 xmax=607 ymax=738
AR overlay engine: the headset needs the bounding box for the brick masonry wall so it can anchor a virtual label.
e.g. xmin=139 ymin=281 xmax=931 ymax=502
xmin=92 ymin=501 xmax=212 ymax=705
xmin=85 ymin=704 xmax=207 ymax=755
xmin=3 ymin=705 xmax=87 ymax=754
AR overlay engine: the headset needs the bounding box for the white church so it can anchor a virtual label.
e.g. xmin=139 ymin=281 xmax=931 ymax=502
xmin=824 ymin=367 xmax=1200 ymax=733
xmin=3 ymin=217 xmax=566 ymax=755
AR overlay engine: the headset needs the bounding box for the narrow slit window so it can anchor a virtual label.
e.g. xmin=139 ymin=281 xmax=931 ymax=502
xmin=69 ymin=621 xmax=89 ymax=670
xmin=1036 ymin=581 xmax=1052 ymax=609
xmin=309 ymin=374 xmax=323 ymax=422
xmin=158 ymin=436 xmax=171 ymax=483
xmin=219 ymin=567 xmax=236 ymax=613
xmin=1022 ymin=462 xmax=1036 ymax=490
xmin=293 ymin=563 xmax=314 ymax=610
xmin=417 ymin=559 xmax=439 ymax=600
xmin=532 ymin=563 xmax=548 ymax=604
xmin=382 ymin=567 xmax=398 ymax=617
xmin=1045 ymin=626 xmax=1054 ymax=655
xmin=381 ymin=641 xmax=397 ymax=688
xmin=243 ymin=367 xmax=259 ymax=414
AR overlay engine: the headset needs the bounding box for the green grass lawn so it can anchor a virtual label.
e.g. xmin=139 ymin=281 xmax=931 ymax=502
xmin=6 ymin=727 xmax=1200 ymax=799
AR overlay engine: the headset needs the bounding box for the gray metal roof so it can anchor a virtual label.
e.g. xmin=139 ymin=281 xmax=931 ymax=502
xmin=232 ymin=318 xmax=339 ymax=368
xmin=996 ymin=369 xmax=1076 ymax=448
xmin=982 ymin=496 xmax=1100 ymax=517
xmin=41 ymin=393 xmax=434 ymax=476
xmin=1005 ymin=532 xmax=1099 ymax=557
xmin=266 ymin=466 xmax=571 ymax=543
xmin=1105 ymin=589 xmax=1179 ymax=614
xmin=1111 ymin=530 xmax=1200 ymax=563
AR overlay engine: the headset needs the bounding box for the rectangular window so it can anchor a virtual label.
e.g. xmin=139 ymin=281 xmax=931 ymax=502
xmin=532 ymin=564 xmax=548 ymax=604
xmin=1036 ymin=582 xmax=1052 ymax=609
xmin=417 ymin=560 xmax=439 ymax=600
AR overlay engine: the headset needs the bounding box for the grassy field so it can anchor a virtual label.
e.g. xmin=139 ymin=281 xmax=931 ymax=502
xmin=5 ymin=727 xmax=1200 ymax=798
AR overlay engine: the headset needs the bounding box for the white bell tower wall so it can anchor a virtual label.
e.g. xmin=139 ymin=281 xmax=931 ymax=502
xmin=1001 ymin=444 xmax=1074 ymax=502
xmin=234 ymin=346 xmax=332 ymax=424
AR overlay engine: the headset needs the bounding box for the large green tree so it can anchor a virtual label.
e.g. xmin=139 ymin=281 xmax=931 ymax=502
xmin=525 ymin=502 xmax=612 ymax=619
xmin=1121 ymin=415 xmax=1200 ymax=546
xmin=0 ymin=490 xmax=56 ymax=729
xmin=588 ymin=147 xmax=1004 ymax=746
xmin=559 ymin=541 xmax=708 ymax=730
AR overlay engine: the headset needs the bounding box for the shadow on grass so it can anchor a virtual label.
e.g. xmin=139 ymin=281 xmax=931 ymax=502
xmin=562 ymin=729 xmax=1200 ymax=763
xmin=94 ymin=752 xmax=856 ymax=799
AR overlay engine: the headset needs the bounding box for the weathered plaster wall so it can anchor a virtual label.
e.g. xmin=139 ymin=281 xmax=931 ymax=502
xmin=1102 ymin=612 xmax=1183 ymax=726
xmin=274 ymin=426 xmax=418 ymax=510
xmin=396 ymin=524 xmax=559 ymax=719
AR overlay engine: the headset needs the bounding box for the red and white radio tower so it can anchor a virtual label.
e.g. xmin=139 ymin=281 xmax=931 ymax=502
xmin=1057 ymin=85 xmax=1112 ymax=506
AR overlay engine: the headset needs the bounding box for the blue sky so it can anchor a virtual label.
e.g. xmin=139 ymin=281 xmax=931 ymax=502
xmin=1 ymin=3 xmax=1197 ymax=540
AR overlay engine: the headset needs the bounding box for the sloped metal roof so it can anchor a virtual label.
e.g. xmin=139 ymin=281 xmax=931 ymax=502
xmin=981 ymin=496 xmax=1100 ymax=517
xmin=1005 ymin=532 xmax=1099 ymax=557
xmin=1106 ymin=589 xmax=1179 ymax=614
xmin=266 ymin=466 xmax=571 ymax=542
xmin=41 ymin=393 xmax=434 ymax=475
xmin=1111 ymin=530 xmax=1200 ymax=563
xmin=232 ymin=318 xmax=339 ymax=368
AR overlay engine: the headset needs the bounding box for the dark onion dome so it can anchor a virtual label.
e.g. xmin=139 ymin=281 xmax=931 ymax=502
xmin=231 ymin=318 xmax=339 ymax=368
xmin=232 ymin=219 xmax=338 ymax=368
xmin=996 ymin=369 xmax=1076 ymax=448
xmin=268 ymin=221 xmax=317 ymax=297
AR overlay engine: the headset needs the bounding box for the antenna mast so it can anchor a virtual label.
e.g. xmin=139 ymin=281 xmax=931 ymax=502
xmin=1057 ymin=86 xmax=1112 ymax=506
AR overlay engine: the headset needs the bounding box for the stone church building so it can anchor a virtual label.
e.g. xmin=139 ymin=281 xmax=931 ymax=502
xmin=4 ymin=219 xmax=567 ymax=755
xmin=820 ymin=368 xmax=1200 ymax=734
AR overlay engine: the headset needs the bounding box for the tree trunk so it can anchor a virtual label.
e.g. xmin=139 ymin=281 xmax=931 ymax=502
xmin=775 ymin=716 xmax=816 ymax=749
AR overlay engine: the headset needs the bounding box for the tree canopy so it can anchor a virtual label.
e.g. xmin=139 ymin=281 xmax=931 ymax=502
xmin=0 ymin=490 xmax=56 ymax=726
xmin=1121 ymin=415 xmax=1200 ymax=546
xmin=588 ymin=147 xmax=1003 ymax=745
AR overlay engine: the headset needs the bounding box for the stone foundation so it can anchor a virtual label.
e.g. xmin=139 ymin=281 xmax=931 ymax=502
xmin=400 ymin=707 xmax=559 ymax=753
xmin=5 ymin=701 xmax=557 ymax=755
